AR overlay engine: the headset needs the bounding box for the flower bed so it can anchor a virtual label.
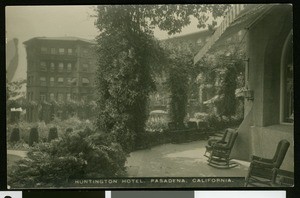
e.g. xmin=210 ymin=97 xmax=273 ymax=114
xmin=7 ymin=116 xmax=94 ymax=150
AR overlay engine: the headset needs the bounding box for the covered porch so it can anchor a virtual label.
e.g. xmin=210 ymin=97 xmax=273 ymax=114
xmin=194 ymin=4 xmax=294 ymax=173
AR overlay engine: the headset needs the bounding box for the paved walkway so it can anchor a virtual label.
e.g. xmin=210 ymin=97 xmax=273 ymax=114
xmin=7 ymin=150 xmax=28 ymax=158
xmin=126 ymin=140 xmax=250 ymax=177
xmin=8 ymin=140 xmax=250 ymax=178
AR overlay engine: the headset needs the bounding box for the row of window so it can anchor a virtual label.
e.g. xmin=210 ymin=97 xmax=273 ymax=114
xmin=37 ymin=76 xmax=90 ymax=86
xmin=28 ymin=92 xmax=89 ymax=102
xmin=41 ymin=92 xmax=72 ymax=102
xmin=41 ymin=47 xmax=74 ymax=55
xmin=40 ymin=47 xmax=89 ymax=55
xmin=39 ymin=62 xmax=89 ymax=72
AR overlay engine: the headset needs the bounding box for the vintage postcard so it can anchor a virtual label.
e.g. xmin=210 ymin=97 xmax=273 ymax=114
xmin=5 ymin=4 xmax=293 ymax=188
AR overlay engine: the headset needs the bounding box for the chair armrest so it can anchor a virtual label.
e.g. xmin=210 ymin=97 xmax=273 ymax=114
xmin=272 ymin=168 xmax=294 ymax=186
xmin=212 ymin=144 xmax=230 ymax=150
xmin=251 ymin=159 xmax=275 ymax=168
xmin=251 ymin=155 xmax=273 ymax=163
xmin=273 ymin=168 xmax=294 ymax=178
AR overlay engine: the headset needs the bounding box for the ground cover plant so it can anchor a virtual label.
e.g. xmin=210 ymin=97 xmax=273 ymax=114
xmin=8 ymin=128 xmax=127 ymax=188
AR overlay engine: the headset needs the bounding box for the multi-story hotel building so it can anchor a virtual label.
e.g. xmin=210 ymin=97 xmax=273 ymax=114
xmin=24 ymin=37 xmax=97 ymax=121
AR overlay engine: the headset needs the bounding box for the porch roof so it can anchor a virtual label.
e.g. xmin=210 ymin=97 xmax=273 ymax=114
xmin=194 ymin=4 xmax=275 ymax=64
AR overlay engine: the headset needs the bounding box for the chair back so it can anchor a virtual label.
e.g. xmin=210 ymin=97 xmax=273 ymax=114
xmin=222 ymin=128 xmax=235 ymax=142
xmin=272 ymin=139 xmax=290 ymax=168
xmin=226 ymin=131 xmax=238 ymax=149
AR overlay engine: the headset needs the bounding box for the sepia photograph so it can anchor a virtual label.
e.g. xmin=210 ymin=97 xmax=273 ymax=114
xmin=5 ymin=4 xmax=293 ymax=188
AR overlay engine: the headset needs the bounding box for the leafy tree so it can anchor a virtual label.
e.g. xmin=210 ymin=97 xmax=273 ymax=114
xmin=6 ymin=78 xmax=26 ymax=101
xmin=216 ymin=63 xmax=237 ymax=119
xmin=6 ymin=78 xmax=27 ymax=123
xmin=162 ymin=41 xmax=196 ymax=124
xmin=211 ymin=52 xmax=245 ymax=119
xmin=94 ymin=5 xmax=230 ymax=151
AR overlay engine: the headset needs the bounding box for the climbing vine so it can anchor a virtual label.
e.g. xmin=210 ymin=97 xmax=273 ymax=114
xmin=94 ymin=5 xmax=230 ymax=152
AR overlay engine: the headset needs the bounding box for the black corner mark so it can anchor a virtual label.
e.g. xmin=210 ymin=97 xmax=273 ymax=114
xmin=5 ymin=196 xmax=12 ymax=198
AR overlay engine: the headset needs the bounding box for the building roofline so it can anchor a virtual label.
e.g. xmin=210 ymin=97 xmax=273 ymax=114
xmin=160 ymin=29 xmax=213 ymax=41
xmin=23 ymin=36 xmax=96 ymax=45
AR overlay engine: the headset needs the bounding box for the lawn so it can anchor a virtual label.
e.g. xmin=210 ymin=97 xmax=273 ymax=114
xmin=7 ymin=154 xmax=23 ymax=174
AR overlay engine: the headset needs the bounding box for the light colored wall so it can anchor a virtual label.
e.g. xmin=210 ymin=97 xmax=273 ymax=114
xmin=246 ymin=5 xmax=292 ymax=127
xmin=233 ymin=6 xmax=293 ymax=167
xmin=250 ymin=125 xmax=294 ymax=171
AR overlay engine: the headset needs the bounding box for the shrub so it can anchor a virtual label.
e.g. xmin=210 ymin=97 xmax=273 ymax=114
xmin=194 ymin=112 xmax=209 ymax=121
xmin=66 ymin=127 xmax=73 ymax=133
xmin=206 ymin=113 xmax=243 ymax=131
xmin=8 ymin=128 xmax=127 ymax=188
xmin=48 ymin=127 xmax=58 ymax=142
xmin=145 ymin=117 xmax=168 ymax=132
xmin=10 ymin=128 xmax=20 ymax=142
xmin=28 ymin=127 xmax=39 ymax=146
xmin=6 ymin=116 xmax=94 ymax=148
xmin=7 ymin=139 xmax=30 ymax=150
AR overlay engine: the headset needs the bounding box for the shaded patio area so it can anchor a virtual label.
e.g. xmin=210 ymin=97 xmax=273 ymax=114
xmin=126 ymin=140 xmax=250 ymax=177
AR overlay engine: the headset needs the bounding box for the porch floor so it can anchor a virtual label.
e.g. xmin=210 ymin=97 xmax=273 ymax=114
xmin=126 ymin=140 xmax=250 ymax=177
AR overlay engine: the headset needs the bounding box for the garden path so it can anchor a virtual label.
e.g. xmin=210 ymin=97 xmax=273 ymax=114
xmin=7 ymin=150 xmax=28 ymax=158
xmin=126 ymin=140 xmax=250 ymax=177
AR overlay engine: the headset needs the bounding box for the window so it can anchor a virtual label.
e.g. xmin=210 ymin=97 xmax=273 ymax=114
xmin=70 ymin=78 xmax=77 ymax=86
xmin=49 ymin=93 xmax=55 ymax=101
xmin=68 ymin=48 xmax=73 ymax=55
xmin=50 ymin=48 xmax=56 ymax=54
xmin=40 ymin=93 xmax=46 ymax=101
xmin=282 ymin=63 xmax=293 ymax=123
xmin=58 ymin=63 xmax=64 ymax=72
xmin=41 ymin=47 xmax=47 ymax=54
xmin=66 ymin=78 xmax=72 ymax=86
xmin=281 ymin=31 xmax=293 ymax=123
xmin=50 ymin=62 xmax=55 ymax=72
xmin=66 ymin=93 xmax=71 ymax=101
xmin=83 ymin=48 xmax=88 ymax=54
xmin=50 ymin=77 xmax=55 ymax=86
xmin=40 ymin=77 xmax=46 ymax=86
xmin=58 ymin=77 xmax=64 ymax=85
xmin=67 ymin=63 xmax=72 ymax=72
xmin=82 ymin=63 xmax=88 ymax=72
xmin=40 ymin=61 xmax=47 ymax=71
xmin=71 ymin=92 xmax=77 ymax=100
xmin=58 ymin=48 xmax=65 ymax=54
xmin=58 ymin=93 xmax=64 ymax=102
xmin=82 ymin=78 xmax=90 ymax=86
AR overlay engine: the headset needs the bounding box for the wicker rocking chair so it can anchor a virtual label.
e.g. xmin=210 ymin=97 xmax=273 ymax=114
xmin=207 ymin=130 xmax=238 ymax=169
xmin=244 ymin=139 xmax=290 ymax=187
xmin=204 ymin=128 xmax=234 ymax=157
